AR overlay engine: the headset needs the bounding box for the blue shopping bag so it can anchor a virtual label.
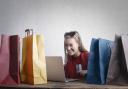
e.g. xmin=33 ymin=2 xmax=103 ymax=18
xmin=86 ymin=38 xmax=113 ymax=84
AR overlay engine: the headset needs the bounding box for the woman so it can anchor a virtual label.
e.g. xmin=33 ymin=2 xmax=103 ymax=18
xmin=64 ymin=31 xmax=89 ymax=79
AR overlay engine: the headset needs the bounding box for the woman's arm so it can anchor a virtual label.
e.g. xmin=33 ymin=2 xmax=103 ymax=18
xmin=79 ymin=70 xmax=87 ymax=76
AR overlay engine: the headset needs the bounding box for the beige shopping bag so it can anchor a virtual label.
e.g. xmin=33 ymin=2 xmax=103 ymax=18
xmin=106 ymin=35 xmax=128 ymax=85
xmin=21 ymin=29 xmax=47 ymax=84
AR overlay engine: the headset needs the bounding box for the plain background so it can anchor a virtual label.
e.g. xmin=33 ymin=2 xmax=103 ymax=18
xmin=0 ymin=0 xmax=128 ymax=59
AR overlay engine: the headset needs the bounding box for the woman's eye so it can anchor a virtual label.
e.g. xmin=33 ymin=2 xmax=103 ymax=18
xmin=65 ymin=44 xmax=68 ymax=47
xmin=69 ymin=44 xmax=73 ymax=47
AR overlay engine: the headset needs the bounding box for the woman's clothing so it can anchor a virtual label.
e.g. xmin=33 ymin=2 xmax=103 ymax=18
xmin=64 ymin=51 xmax=89 ymax=79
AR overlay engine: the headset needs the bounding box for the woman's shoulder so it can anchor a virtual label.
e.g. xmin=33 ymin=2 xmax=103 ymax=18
xmin=81 ymin=51 xmax=89 ymax=56
xmin=80 ymin=51 xmax=89 ymax=61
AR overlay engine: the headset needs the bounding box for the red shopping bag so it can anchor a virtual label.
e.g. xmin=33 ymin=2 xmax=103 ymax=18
xmin=0 ymin=35 xmax=20 ymax=85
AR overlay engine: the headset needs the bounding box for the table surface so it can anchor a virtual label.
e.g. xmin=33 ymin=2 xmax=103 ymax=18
xmin=0 ymin=80 xmax=128 ymax=89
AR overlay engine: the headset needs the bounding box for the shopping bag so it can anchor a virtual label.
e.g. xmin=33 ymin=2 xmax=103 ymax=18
xmin=21 ymin=29 xmax=47 ymax=84
xmin=106 ymin=35 xmax=128 ymax=85
xmin=0 ymin=35 xmax=20 ymax=85
xmin=86 ymin=38 xmax=113 ymax=84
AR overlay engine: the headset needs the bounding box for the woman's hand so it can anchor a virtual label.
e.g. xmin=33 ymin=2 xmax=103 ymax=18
xmin=79 ymin=70 xmax=87 ymax=76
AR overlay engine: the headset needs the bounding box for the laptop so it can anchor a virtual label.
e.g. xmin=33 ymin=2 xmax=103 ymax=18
xmin=46 ymin=56 xmax=79 ymax=82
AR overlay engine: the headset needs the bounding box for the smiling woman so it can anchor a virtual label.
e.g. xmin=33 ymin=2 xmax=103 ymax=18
xmin=64 ymin=31 xmax=89 ymax=79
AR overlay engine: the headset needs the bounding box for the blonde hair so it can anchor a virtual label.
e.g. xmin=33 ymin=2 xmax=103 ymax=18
xmin=64 ymin=31 xmax=87 ymax=64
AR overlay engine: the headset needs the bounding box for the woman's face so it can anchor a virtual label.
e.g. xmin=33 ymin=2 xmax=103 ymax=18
xmin=64 ymin=38 xmax=80 ymax=56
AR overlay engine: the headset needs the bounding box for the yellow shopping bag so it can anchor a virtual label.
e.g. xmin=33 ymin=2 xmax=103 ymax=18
xmin=21 ymin=29 xmax=47 ymax=84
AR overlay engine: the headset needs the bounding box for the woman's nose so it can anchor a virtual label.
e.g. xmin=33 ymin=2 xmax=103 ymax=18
xmin=67 ymin=46 xmax=71 ymax=51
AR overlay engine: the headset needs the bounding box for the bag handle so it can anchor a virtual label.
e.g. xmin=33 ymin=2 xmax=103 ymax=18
xmin=25 ymin=29 xmax=33 ymax=37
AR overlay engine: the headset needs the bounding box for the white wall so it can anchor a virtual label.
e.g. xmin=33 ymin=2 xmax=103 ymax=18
xmin=0 ymin=0 xmax=128 ymax=58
